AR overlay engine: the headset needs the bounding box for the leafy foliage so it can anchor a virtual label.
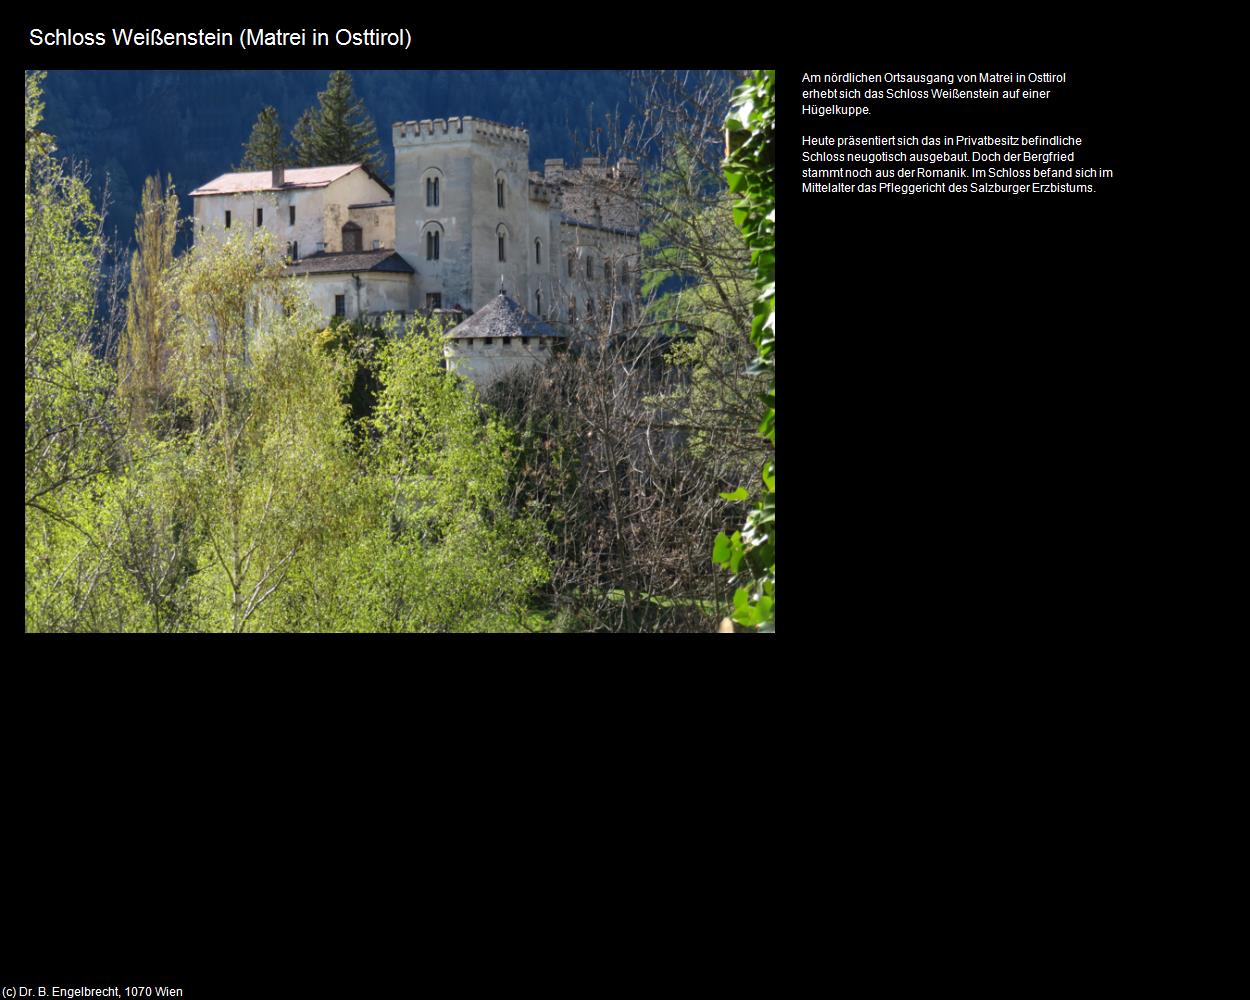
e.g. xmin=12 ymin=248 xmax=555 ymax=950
xmin=713 ymin=70 xmax=775 ymax=631
xmin=118 ymin=174 xmax=179 ymax=430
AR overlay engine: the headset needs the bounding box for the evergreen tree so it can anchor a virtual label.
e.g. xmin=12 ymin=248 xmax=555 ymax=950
xmin=237 ymin=105 xmax=289 ymax=171
xmin=290 ymin=108 xmax=317 ymax=168
xmin=292 ymin=71 xmax=384 ymax=172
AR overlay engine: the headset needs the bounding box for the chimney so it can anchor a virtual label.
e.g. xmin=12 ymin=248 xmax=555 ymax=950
xmin=272 ymin=164 xmax=285 ymax=187
xmin=544 ymin=158 xmax=565 ymax=181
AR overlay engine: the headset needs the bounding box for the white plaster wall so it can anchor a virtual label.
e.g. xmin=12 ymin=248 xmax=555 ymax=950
xmin=193 ymin=168 xmax=391 ymax=257
xmin=445 ymin=338 xmax=555 ymax=388
xmin=297 ymin=272 xmax=412 ymax=321
xmin=347 ymin=204 xmax=396 ymax=250
xmin=194 ymin=186 xmax=326 ymax=259
xmin=321 ymin=170 xmax=393 ymax=250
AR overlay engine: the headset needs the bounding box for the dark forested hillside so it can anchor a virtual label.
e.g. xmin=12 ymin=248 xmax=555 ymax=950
xmin=40 ymin=70 xmax=636 ymax=249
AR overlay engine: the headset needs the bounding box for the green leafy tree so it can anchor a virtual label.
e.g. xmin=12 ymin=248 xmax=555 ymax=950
xmin=237 ymin=105 xmax=290 ymax=171
xmin=714 ymin=70 xmax=775 ymax=631
xmin=364 ymin=319 xmax=549 ymax=631
xmin=168 ymin=229 xmax=353 ymax=632
xmin=293 ymin=71 xmax=384 ymax=172
xmin=118 ymin=174 xmax=180 ymax=430
xmin=25 ymin=70 xmax=124 ymax=630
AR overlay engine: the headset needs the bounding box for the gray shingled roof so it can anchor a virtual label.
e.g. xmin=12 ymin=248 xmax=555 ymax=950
xmin=285 ymin=249 xmax=414 ymax=276
xmin=445 ymin=292 xmax=565 ymax=340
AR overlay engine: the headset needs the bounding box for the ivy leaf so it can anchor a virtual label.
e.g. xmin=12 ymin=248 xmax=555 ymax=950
xmin=712 ymin=531 xmax=731 ymax=566
xmin=720 ymin=486 xmax=749 ymax=501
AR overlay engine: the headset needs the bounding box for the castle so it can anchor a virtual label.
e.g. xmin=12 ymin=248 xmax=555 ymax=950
xmin=190 ymin=116 xmax=641 ymax=385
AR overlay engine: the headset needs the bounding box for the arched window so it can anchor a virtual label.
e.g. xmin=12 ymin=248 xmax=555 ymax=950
xmin=586 ymin=256 xmax=593 ymax=279
xmin=497 ymin=225 xmax=507 ymax=263
xmin=426 ymin=176 xmax=440 ymax=207
xmin=342 ymin=221 xmax=362 ymax=253
xmin=569 ymin=298 xmax=577 ymax=325
xmin=535 ymin=239 xmax=542 ymax=265
xmin=535 ymin=290 xmax=542 ymax=316
xmin=567 ymin=254 xmax=575 ymax=278
xmin=588 ymin=297 xmax=595 ymax=319
xmin=497 ymin=177 xmax=505 ymax=208
xmin=426 ymin=229 xmax=440 ymax=260
xmin=604 ymin=259 xmax=612 ymax=285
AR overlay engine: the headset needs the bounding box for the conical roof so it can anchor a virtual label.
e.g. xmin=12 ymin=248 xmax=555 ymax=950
xmin=445 ymin=292 xmax=564 ymax=340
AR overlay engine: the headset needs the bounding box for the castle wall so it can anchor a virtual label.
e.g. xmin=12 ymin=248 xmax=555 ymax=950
xmin=193 ymin=167 xmax=393 ymax=258
xmin=446 ymin=337 xmax=557 ymax=388
xmin=526 ymin=185 xmax=559 ymax=321
xmin=297 ymin=271 xmax=411 ymax=322
xmin=319 ymin=170 xmax=393 ymax=251
xmin=194 ymin=185 xmax=327 ymax=260
xmin=393 ymin=117 xmax=533 ymax=315
xmin=557 ymin=222 xmax=640 ymax=329
xmin=192 ymin=121 xmax=642 ymax=383
xmin=346 ymin=203 xmax=396 ymax=251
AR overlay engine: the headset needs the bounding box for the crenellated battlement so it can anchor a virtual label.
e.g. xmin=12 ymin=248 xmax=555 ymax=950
xmin=393 ymin=115 xmax=529 ymax=148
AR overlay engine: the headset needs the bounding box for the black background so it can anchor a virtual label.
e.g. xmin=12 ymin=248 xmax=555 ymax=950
xmin=20 ymin=19 xmax=1146 ymax=632
xmin=16 ymin=15 xmax=1154 ymax=985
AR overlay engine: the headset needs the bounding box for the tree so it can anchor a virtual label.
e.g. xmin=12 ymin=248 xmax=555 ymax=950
xmin=25 ymin=70 xmax=124 ymax=630
xmin=237 ymin=105 xmax=290 ymax=171
xmin=168 ymin=229 xmax=352 ymax=632
xmin=118 ymin=174 xmax=179 ymax=430
xmin=474 ymin=71 xmax=768 ymax=632
xmin=362 ymin=319 xmax=549 ymax=631
xmin=489 ymin=335 xmax=732 ymax=632
xmin=713 ymin=70 xmax=775 ymax=632
xmin=290 ymin=108 xmax=317 ymax=167
xmin=293 ymin=71 xmax=384 ymax=172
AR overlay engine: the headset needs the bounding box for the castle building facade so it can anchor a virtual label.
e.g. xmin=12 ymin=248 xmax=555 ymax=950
xmin=191 ymin=116 xmax=641 ymax=384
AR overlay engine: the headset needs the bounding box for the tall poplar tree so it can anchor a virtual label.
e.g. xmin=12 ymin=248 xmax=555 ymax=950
xmin=292 ymin=71 xmax=384 ymax=172
xmin=119 ymin=174 xmax=179 ymax=429
xmin=237 ymin=105 xmax=289 ymax=171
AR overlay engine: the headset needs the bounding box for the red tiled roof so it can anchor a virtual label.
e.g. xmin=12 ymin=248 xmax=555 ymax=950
xmin=190 ymin=164 xmax=365 ymax=197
